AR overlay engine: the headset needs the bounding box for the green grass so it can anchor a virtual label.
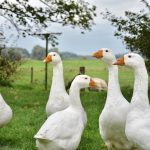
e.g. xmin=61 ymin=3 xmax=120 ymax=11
xmin=0 ymin=59 xmax=149 ymax=150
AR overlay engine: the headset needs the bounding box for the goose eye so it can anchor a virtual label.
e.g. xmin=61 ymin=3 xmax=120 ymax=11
xmin=85 ymin=77 xmax=88 ymax=80
xmin=53 ymin=54 xmax=56 ymax=56
xmin=128 ymin=55 xmax=132 ymax=58
xmin=106 ymin=50 xmax=109 ymax=52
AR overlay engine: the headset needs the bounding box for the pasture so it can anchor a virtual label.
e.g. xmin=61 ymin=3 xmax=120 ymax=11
xmin=0 ymin=59 xmax=149 ymax=150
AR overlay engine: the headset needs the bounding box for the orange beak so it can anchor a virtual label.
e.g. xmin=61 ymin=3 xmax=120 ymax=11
xmin=92 ymin=50 xmax=103 ymax=59
xmin=43 ymin=55 xmax=52 ymax=63
xmin=113 ymin=57 xmax=125 ymax=66
xmin=89 ymin=79 xmax=96 ymax=88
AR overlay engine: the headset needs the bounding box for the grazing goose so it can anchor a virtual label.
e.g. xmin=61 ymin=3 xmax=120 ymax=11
xmin=44 ymin=52 xmax=69 ymax=117
xmin=0 ymin=94 xmax=12 ymax=127
xmin=34 ymin=75 xmax=96 ymax=150
xmin=90 ymin=77 xmax=107 ymax=91
xmin=114 ymin=53 xmax=150 ymax=150
xmin=93 ymin=48 xmax=134 ymax=150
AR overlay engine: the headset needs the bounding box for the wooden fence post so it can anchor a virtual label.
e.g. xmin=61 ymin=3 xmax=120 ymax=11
xmin=31 ymin=67 xmax=33 ymax=83
xmin=79 ymin=66 xmax=85 ymax=74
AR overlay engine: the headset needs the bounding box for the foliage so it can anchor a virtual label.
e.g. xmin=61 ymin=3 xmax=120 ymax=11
xmin=13 ymin=47 xmax=30 ymax=58
xmin=101 ymin=0 xmax=150 ymax=62
xmin=0 ymin=0 xmax=96 ymax=45
xmin=5 ymin=49 xmax=21 ymax=61
xmin=1 ymin=47 xmax=30 ymax=60
xmin=0 ymin=29 xmax=5 ymax=49
xmin=31 ymin=45 xmax=83 ymax=60
xmin=49 ymin=47 xmax=80 ymax=59
xmin=0 ymin=55 xmax=19 ymax=85
xmin=61 ymin=51 xmax=79 ymax=59
xmin=31 ymin=45 xmax=45 ymax=60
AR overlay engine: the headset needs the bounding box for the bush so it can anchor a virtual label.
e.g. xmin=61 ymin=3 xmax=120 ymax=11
xmin=1 ymin=48 xmax=27 ymax=61
xmin=0 ymin=56 xmax=20 ymax=86
xmin=31 ymin=45 xmax=45 ymax=60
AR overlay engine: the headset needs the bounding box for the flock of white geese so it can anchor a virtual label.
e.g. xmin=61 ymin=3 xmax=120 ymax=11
xmin=0 ymin=48 xmax=150 ymax=150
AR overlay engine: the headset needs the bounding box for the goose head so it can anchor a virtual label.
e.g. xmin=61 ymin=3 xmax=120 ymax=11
xmin=72 ymin=75 xmax=96 ymax=89
xmin=44 ymin=52 xmax=61 ymax=65
xmin=113 ymin=53 xmax=145 ymax=69
xmin=92 ymin=48 xmax=116 ymax=64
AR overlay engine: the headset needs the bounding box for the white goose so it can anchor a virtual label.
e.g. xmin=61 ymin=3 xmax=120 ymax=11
xmin=93 ymin=48 xmax=134 ymax=150
xmin=34 ymin=75 xmax=96 ymax=150
xmin=0 ymin=94 xmax=12 ymax=127
xmin=44 ymin=52 xmax=69 ymax=117
xmin=114 ymin=53 xmax=150 ymax=150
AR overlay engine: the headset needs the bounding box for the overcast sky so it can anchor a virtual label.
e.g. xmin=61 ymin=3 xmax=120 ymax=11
xmin=1 ymin=0 xmax=144 ymax=55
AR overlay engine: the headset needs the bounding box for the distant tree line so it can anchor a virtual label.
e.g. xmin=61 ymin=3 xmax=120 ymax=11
xmin=0 ymin=45 xmax=83 ymax=61
xmin=2 ymin=45 xmax=128 ymax=61
xmin=31 ymin=45 xmax=81 ymax=60
xmin=1 ymin=47 xmax=30 ymax=60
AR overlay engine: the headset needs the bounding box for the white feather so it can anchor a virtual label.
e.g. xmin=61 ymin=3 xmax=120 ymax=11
xmin=35 ymin=75 xmax=91 ymax=150
xmin=97 ymin=49 xmax=134 ymax=149
xmin=124 ymin=53 xmax=150 ymax=150
xmin=46 ymin=52 xmax=69 ymax=117
xmin=0 ymin=94 xmax=12 ymax=127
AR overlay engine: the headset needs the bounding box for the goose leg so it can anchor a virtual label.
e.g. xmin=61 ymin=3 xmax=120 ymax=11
xmin=106 ymin=142 xmax=112 ymax=150
xmin=108 ymin=147 xmax=112 ymax=150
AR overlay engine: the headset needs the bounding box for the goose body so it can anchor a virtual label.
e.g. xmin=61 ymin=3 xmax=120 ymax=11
xmin=34 ymin=75 xmax=95 ymax=150
xmin=93 ymin=49 xmax=134 ymax=150
xmin=35 ymin=107 xmax=86 ymax=150
xmin=0 ymin=94 xmax=12 ymax=127
xmin=90 ymin=77 xmax=107 ymax=91
xmin=114 ymin=53 xmax=150 ymax=150
xmin=44 ymin=52 xmax=69 ymax=117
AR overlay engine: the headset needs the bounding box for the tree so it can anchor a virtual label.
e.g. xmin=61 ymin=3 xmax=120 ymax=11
xmin=0 ymin=0 xmax=96 ymax=45
xmin=0 ymin=47 xmax=20 ymax=85
xmin=1 ymin=47 xmax=30 ymax=60
xmin=31 ymin=45 xmax=45 ymax=60
xmin=17 ymin=47 xmax=30 ymax=58
xmin=0 ymin=32 xmax=20 ymax=85
xmin=0 ymin=29 xmax=5 ymax=50
xmin=101 ymin=0 xmax=150 ymax=60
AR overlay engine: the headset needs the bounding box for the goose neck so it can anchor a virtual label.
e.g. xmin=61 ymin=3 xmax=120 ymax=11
xmin=132 ymin=65 xmax=149 ymax=105
xmin=107 ymin=63 xmax=122 ymax=97
xmin=51 ymin=61 xmax=65 ymax=92
xmin=69 ymin=82 xmax=83 ymax=109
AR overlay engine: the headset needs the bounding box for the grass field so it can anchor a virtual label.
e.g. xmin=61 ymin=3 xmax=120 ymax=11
xmin=0 ymin=59 xmax=149 ymax=150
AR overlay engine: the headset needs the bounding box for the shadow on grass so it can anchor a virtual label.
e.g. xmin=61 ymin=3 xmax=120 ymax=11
xmin=0 ymin=137 xmax=18 ymax=147
xmin=13 ymin=84 xmax=33 ymax=90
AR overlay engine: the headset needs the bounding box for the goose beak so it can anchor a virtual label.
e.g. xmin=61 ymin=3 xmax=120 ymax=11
xmin=92 ymin=50 xmax=103 ymax=59
xmin=43 ymin=55 xmax=52 ymax=63
xmin=113 ymin=57 xmax=125 ymax=66
xmin=89 ymin=79 xmax=96 ymax=88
